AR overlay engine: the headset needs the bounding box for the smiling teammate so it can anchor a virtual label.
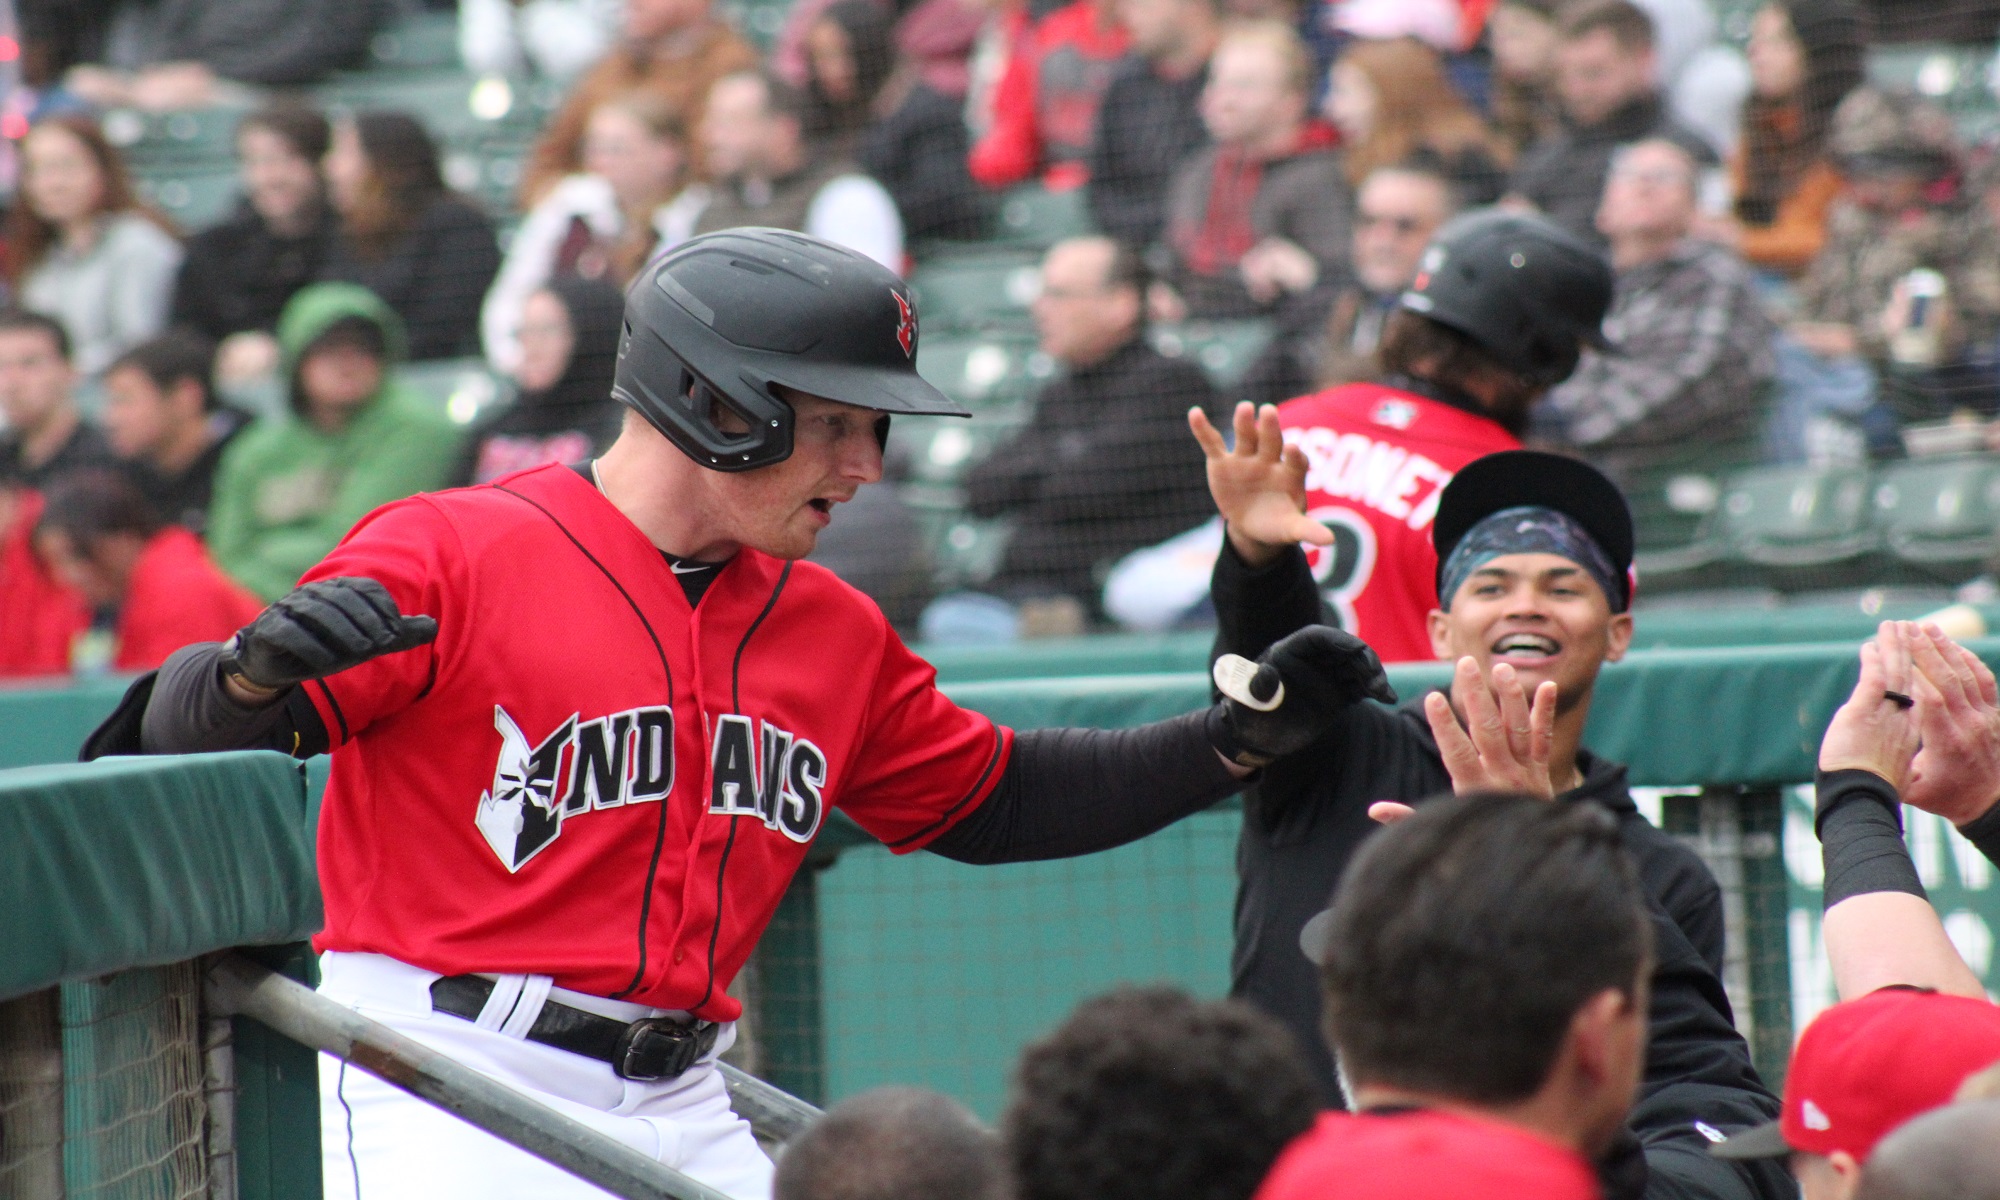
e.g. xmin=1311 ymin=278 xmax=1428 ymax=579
xmin=83 ymin=228 xmax=1391 ymax=1200
xmin=1199 ymin=441 xmax=1792 ymax=1200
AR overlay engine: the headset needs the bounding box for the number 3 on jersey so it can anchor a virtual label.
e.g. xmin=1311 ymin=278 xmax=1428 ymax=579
xmin=1300 ymin=506 xmax=1377 ymax=635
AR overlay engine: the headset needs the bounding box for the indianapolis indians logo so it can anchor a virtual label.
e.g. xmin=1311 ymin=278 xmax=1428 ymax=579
xmin=892 ymin=289 xmax=916 ymax=358
xmin=474 ymin=704 xmax=828 ymax=872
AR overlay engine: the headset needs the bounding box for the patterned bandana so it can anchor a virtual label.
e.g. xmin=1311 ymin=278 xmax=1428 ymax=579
xmin=1438 ymin=506 xmax=1628 ymax=612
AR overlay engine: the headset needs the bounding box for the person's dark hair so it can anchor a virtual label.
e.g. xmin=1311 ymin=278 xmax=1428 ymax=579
xmin=108 ymin=331 xmax=218 ymax=413
xmin=342 ymin=111 xmax=451 ymax=259
xmin=1103 ymin=239 xmax=1150 ymax=298
xmin=1375 ymin=310 xmax=1543 ymax=434
xmin=35 ymin=469 xmax=163 ymax=550
xmin=775 ymin=1087 xmax=1006 ymax=1200
xmin=301 ymin=315 xmax=389 ymax=365
xmin=803 ymin=0 xmax=898 ymax=140
xmin=1559 ymin=0 xmax=1656 ymax=49
xmin=0 ymin=308 xmax=73 ymax=361
xmin=1002 ymin=986 xmax=1318 ymax=1200
xmin=5 ymin=114 xmax=171 ymax=284
xmin=1736 ymin=0 xmax=1865 ymax=225
xmin=1318 ymin=793 xmax=1652 ymax=1106
xmin=239 ymin=102 xmax=333 ymax=166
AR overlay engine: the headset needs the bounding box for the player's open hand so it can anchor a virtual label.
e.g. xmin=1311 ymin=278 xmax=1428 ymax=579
xmin=1903 ymin=622 xmax=2000 ymax=825
xmin=1425 ymin=657 xmax=1559 ymax=800
xmin=1189 ymin=402 xmax=1332 ymax=569
xmin=221 ymin=576 xmax=439 ymax=692
xmin=1207 ymin=625 xmax=1396 ymax=769
xmin=1819 ymin=622 xmax=1923 ymax=792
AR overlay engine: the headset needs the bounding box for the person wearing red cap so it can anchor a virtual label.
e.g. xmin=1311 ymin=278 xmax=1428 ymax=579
xmin=1707 ymin=989 xmax=2000 ymax=1197
xmin=1257 ymin=792 xmax=1644 ymax=1200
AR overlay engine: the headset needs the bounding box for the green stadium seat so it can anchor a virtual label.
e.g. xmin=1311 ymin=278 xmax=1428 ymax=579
xmin=894 ymin=411 xmax=1031 ymax=486
xmin=368 ymin=11 xmax=463 ymax=72
xmin=908 ymin=251 xmax=1043 ymax=332
xmin=1872 ymin=455 xmax=2000 ymax=567
xmin=929 ymin=515 xmax=1015 ymax=590
xmin=1150 ymin=319 xmax=1274 ymax=390
xmin=990 ymin=185 xmax=1094 ymax=248
xmin=137 ymin=169 xmax=242 ymax=232
xmin=1713 ymin=464 xmax=1878 ymax=568
xmin=397 ymin=357 xmax=514 ymax=425
xmin=915 ymin=331 xmax=1050 ymax=411
xmin=102 ymin=105 xmax=246 ymax=172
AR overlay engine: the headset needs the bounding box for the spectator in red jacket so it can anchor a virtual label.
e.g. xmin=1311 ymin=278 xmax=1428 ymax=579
xmin=0 ymin=466 xmax=89 ymax=679
xmin=33 ymin=469 xmax=263 ymax=672
xmin=968 ymin=0 xmax=1130 ymax=190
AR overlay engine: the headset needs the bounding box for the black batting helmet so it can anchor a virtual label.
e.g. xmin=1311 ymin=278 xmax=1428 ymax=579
xmin=613 ymin=228 xmax=968 ymax=471
xmin=1398 ymin=211 xmax=1614 ymax=387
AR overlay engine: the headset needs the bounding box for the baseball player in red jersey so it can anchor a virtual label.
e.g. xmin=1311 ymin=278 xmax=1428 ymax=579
xmin=84 ymin=229 xmax=1397 ymax=1200
xmin=1189 ymin=211 xmax=1615 ymax=662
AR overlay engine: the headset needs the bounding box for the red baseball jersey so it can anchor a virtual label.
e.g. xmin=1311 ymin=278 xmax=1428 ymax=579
xmin=1254 ymin=1111 xmax=1600 ymax=1200
xmin=1277 ymin=382 xmax=1521 ymax=664
xmin=303 ymin=464 xmax=1012 ymax=1019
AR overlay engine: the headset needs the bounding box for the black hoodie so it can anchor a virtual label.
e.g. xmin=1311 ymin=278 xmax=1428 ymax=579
xmin=451 ymin=276 xmax=627 ymax=488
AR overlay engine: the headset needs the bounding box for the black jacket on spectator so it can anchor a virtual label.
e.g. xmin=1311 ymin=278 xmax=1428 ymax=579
xmin=964 ymin=338 xmax=1217 ymax=603
xmin=1507 ymin=95 xmax=1717 ymax=245
xmin=1085 ymin=56 xmax=1210 ymax=247
xmin=171 ymin=200 xmax=339 ymax=342
xmin=321 ymin=197 xmax=502 ymax=362
xmin=1 ymin=421 xmax=116 ymax=492
xmin=95 ymin=0 xmax=387 ymax=86
xmin=809 ymin=481 xmax=934 ymax=628
xmin=1209 ymin=543 xmax=1793 ymax=1200
xmin=125 ymin=407 xmax=251 ymax=535
xmin=859 ymin=83 xmax=993 ymax=243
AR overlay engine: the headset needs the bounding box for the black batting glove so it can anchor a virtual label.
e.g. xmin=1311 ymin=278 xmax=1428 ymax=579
xmin=218 ymin=576 xmax=438 ymax=692
xmin=1205 ymin=625 xmax=1396 ymax=769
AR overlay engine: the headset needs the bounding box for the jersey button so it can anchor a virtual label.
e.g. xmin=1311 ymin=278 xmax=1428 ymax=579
xmin=673 ymin=949 xmax=686 ymax=964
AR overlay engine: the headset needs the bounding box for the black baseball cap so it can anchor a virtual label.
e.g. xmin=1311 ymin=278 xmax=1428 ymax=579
xmin=1432 ymin=450 xmax=1635 ymax=610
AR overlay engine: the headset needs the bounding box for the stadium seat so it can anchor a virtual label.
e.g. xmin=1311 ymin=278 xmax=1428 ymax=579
xmin=1150 ymin=320 xmax=1274 ymax=390
xmin=368 ymin=10 xmax=463 ymax=72
xmin=397 ymin=357 xmax=514 ymax=425
xmin=990 ymin=185 xmax=1095 ymax=248
xmin=928 ymin=515 xmax=1015 ymax=590
xmin=915 ymin=331 xmax=1050 ymax=411
xmin=1872 ymin=454 xmax=2000 ymax=569
xmin=102 ymin=105 xmax=245 ymax=172
xmin=908 ymin=251 xmax=1043 ymax=332
xmin=894 ymin=411 xmax=1031 ymax=486
xmin=1712 ymin=464 xmax=1879 ymax=568
xmin=137 ymin=169 xmax=242 ymax=232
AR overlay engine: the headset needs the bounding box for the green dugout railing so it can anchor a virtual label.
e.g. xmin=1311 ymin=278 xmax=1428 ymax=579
xmin=3 ymin=636 xmax=1998 ymax=1192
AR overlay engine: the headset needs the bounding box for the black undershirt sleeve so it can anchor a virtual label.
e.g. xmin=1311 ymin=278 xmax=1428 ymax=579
xmin=1209 ymin=534 xmax=1326 ymax=671
xmin=925 ymin=710 xmax=1244 ymax=864
xmin=131 ymin=642 xmax=330 ymax=758
xmin=1959 ymin=803 xmax=2000 ymax=870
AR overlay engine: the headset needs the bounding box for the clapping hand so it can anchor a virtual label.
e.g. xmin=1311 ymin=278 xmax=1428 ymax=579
xmin=1819 ymin=622 xmax=1923 ymax=789
xmin=1371 ymin=657 xmax=1559 ymax=825
xmin=1903 ymin=622 xmax=2000 ymax=825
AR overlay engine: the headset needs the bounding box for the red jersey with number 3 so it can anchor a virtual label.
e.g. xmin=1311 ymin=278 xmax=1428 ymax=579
xmin=302 ymin=464 xmax=1012 ymax=1019
xmin=1277 ymin=382 xmax=1520 ymax=664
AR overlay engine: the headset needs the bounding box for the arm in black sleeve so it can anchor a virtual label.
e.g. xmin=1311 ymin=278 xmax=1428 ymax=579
xmin=926 ymin=710 xmax=1241 ymax=864
xmin=1957 ymin=802 xmax=2000 ymax=870
xmin=136 ymin=642 xmax=329 ymax=757
xmin=1209 ymin=534 xmax=1326 ymax=670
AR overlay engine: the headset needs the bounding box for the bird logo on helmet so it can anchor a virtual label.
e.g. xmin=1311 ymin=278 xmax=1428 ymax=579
xmin=612 ymin=228 xmax=968 ymax=472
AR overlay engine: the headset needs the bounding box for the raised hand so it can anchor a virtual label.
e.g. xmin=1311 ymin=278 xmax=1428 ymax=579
xmin=1188 ymin=401 xmax=1332 ymax=568
xmin=1819 ymin=622 xmax=1923 ymax=790
xmin=1903 ymin=622 xmax=2000 ymax=825
xmin=220 ymin=576 xmax=439 ymax=693
xmin=1423 ymin=657 xmax=1559 ymax=800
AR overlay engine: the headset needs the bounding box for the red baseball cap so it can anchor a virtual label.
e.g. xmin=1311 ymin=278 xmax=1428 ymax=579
xmin=1255 ymin=1110 xmax=1601 ymax=1200
xmin=1710 ymin=987 xmax=2000 ymax=1162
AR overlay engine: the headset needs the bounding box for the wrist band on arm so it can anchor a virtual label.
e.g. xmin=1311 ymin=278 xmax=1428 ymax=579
xmin=1958 ymin=802 xmax=2000 ymax=872
xmin=1816 ymin=768 xmax=1927 ymax=910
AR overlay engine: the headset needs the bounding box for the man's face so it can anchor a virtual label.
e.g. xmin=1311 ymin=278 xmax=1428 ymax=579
xmin=101 ymin=365 xmax=187 ymax=461
xmin=1426 ymin=551 xmax=1633 ymax=713
xmin=0 ymin=329 xmax=75 ymax=436
xmin=239 ymin=125 xmax=321 ymax=230
xmin=1596 ymin=142 xmax=1697 ymax=243
xmin=1031 ymin=240 xmax=1140 ymax=367
xmin=1200 ymin=39 xmax=1298 ymax=146
xmin=625 ymin=0 xmax=710 ymax=41
xmin=1556 ymin=29 xmax=1655 ymax=127
xmin=298 ymin=341 xmax=384 ymax=428
xmin=701 ymin=76 xmax=772 ymax=182
xmin=1489 ymin=4 xmax=1560 ymax=81
xmin=1118 ymin=0 xmax=1191 ymax=61
xmin=692 ymin=390 xmax=885 ymax=560
xmin=35 ymin=529 xmax=139 ymax=608
xmin=1351 ymin=171 xmax=1451 ymax=295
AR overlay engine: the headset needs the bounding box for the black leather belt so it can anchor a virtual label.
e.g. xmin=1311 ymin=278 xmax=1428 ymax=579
xmin=429 ymin=975 xmax=719 ymax=1083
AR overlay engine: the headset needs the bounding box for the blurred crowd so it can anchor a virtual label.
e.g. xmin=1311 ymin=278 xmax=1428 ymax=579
xmin=2 ymin=0 xmax=2000 ymax=661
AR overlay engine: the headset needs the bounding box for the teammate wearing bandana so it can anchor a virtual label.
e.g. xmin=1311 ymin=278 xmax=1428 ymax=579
xmin=1200 ymin=447 xmax=1794 ymax=1200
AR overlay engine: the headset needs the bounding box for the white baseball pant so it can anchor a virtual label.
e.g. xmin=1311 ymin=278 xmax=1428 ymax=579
xmin=316 ymin=951 xmax=775 ymax=1200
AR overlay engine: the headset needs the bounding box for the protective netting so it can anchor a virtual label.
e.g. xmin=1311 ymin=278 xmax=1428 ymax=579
xmin=0 ymin=963 xmax=210 ymax=1200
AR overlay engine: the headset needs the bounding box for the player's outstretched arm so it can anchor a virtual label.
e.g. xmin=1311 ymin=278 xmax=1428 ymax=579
xmin=80 ymin=577 xmax=437 ymax=760
xmin=1816 ymin=622 xmax=1987 ymax=1001
xmin=929 ymin=626 xmax=1396 ymax=864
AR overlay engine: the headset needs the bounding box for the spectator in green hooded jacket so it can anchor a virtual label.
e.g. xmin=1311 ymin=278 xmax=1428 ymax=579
xmin=206 ymin=282 xmax=461 ymax=600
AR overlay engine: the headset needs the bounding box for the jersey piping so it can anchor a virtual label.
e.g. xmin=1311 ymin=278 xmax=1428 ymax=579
xmin=884 ymin=725 xmax=1008 ymax=850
